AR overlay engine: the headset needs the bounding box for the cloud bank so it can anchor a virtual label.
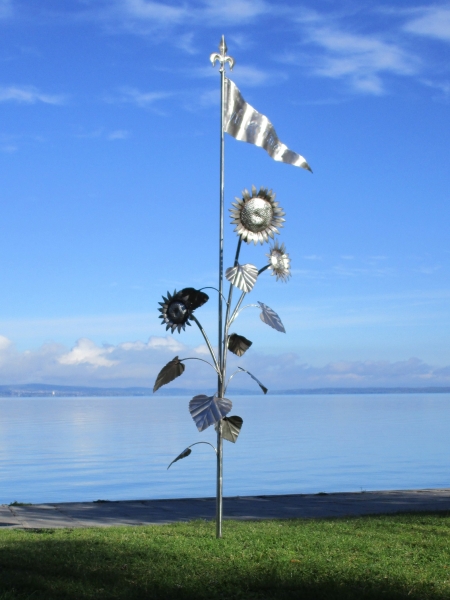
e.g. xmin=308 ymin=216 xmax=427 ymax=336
xmin=1 ymin=334 xmax=450 ymax=390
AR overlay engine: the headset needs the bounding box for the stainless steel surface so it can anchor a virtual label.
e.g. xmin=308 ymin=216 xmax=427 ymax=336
xmin=230 ymin=186 xmax=285 ymax=245
xmin=257 ymin=301 xmax=286 ymax=333
xmin=266 ymin=240 xmax=291 ymax=282
xmin=154 ymin=37 xmax=309 ymax=538
xmin=225 ymin=262 xmax=258 ymax=292
xmin=158 ymin=290 xmax=193 ymax=333
xmin=224 ymin=77 xmax=312 ymax=172
xmin=167 ymin=447 xmax=192 ymax=470
xmin=227 ymin=333 xmax=252 ymax=357
xmin=237 ymin=367 xmax=268 ymax=394
xmin=215 ymin=416 xmax=243 ymax=443
xmin=189 ymin=394 xmax=232 ymax=432
xmin=153 ymin=356 xmax=185 ymax=392
xmin=167 ymin=441 xmax=217 ymax=470
xmin=211 ymin=35 xmax=235 ymax=539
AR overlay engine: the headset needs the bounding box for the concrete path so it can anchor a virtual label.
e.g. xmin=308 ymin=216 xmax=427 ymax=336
xmin=1 ymin=489 xmax=449 ymax=529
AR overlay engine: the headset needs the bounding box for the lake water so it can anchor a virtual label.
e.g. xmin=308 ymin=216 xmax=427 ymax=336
xmin=0 ymin=394 xmax=448 ymax=505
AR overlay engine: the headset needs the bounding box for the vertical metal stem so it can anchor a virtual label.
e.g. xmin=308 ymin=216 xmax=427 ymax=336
xmin=216 ymin=53 xmax=226 ymax=540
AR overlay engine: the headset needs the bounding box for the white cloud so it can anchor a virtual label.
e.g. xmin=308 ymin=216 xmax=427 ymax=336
xmin=404 ymin=6 xmax=450 ymax=41
xmin=0 ymin=332 xmax=450 ymax=390
xmin=0 ymin=85 xmax=66 ymax=105
xmin=114 ymin=87 xmax=171 ymax=108
xmin=107 ymin=129 xmax=129 ymax=140
xmin=121 ymin=0 xmax=187 ymax=23
xmin=202 ymin=0 xmax=269 ymax=22
xmin=59 ymin=338 xmax=117 ymax=367
xmin=146 ymin=336 xmax=185 ymax=352
xmin=0 ymin=335 xmax=12 ymax=352
xmin=307 ymin=26 xmax=418 ymax=95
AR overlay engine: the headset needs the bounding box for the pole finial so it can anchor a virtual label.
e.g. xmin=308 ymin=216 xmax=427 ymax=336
xmin=210 ymin=36 xmax=234 ymax=72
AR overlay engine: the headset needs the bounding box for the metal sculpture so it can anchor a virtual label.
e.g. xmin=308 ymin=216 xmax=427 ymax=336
xmin=153 ymin=37 xmax=311 ymax=538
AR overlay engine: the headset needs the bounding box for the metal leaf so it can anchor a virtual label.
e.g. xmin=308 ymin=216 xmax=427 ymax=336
xmin=178 ymin=287 xmax=209 ymax=310
xmin=225 ymin=263 xmax=258 ymax=293
xmin=238 ymin=367 xmax=268 ymax=394
xmin=257 ymin=301 xmax=286 ymax=333
xmin=189 ymin=394 xmax=232 ymax=432
xmin=167 ymin=447 xmax=192 ymax=470
xmin=215 ymin=416 xmax=243 ymax=443
xmin=228 ymin=333 xmax=252 ymax=357
xmin=153 ymin=356 xmax=185 ymax=392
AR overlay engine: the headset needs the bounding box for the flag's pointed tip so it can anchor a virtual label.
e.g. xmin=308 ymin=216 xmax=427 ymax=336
xmin=303 ymin=161 xmax=313 ymax=173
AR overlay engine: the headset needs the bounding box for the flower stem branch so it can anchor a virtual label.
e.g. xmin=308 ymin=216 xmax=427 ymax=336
xmin=190 ymin=315 xmax=221 ymax=377
xmin=181 ymin=357 xmax=220 ymax=376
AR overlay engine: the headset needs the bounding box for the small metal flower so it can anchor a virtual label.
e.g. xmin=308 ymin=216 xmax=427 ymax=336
xmin=230 ymin=185 xmax=285 ymax=245
xmin=266 ymin=240 xmax=291 ymax=282
xmin=158 ymin=290 xmax=192 ymax=333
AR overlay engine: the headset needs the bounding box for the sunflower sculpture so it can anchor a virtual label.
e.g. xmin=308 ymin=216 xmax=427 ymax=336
xmin=230 ymin=185 xmax=285 ymax=245
xmin=154 ymin=185 xmax=292 ymax=500
xmin=266 ymin=240 xmax=291 ymax=282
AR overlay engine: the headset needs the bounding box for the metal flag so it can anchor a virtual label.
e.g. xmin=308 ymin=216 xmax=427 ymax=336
xmin=224 ymin=77 xmax=312 ymax=172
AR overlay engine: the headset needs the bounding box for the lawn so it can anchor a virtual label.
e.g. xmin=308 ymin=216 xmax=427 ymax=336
xmin=0 ymin=512 xmax=449 ymax=599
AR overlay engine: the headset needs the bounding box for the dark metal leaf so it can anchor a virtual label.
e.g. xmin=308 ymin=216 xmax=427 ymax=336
xmin=178 ymin=287 xmax=209 ymax=310
xmin=238 ymin=367 xmax=268 ymax=394
xmin=189 ymin=394 xmax=232 ymax=432
xmin=228 ymin=333 xmax=253 ymax=357
xmin=257 ymin=301 xmax=286 ymax=333
xmin=225 ymin=263 xmax=258 ymax=292
xmin=153 ymin=356 xmax=185 ymax=392
xmin=167 ymin=447 xmax=192 ymax=470
xmin=215 ymin=416 xmax=243 ymax=443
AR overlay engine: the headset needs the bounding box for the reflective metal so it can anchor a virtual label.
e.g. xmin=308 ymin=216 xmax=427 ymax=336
xmin=215 ymin=416 xmax=243 ymax=443
xmin=167 ymin=447 xmax=191 ymax=470
xmin=158 ymin=290 xmax=192 ymax=333
xmin=230 ymin=186 xmax=285 ymax=245
xmin=211 ymin=34 xmax=235 ymax=540
xmin=178 ymin=287 xmax=209 ymax=310
xmin=167 ymin=441 xmax=218 ymax=470
xmin=227 ymin=333 xmax=252 ymax=357
xmin=257 ymin=301 xmax=286 ymax=333
xmin=267 ymin=240 xmax=291 ymax=282
xmin=153 ymin=356 xmax=185 ymax=392
xmin=238 ymin=366 xmax=268 ymax=394
xmin=224 ymin=77 xmax=312 ymax=172
xmin=225 ymin=263 xmax=258 ymax=292
xmin=189 ymin=394 xmax=233 ymax=432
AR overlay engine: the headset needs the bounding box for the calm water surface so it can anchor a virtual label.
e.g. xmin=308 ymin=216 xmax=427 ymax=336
xmin=0 ymin=394 xmax=448 ymax=504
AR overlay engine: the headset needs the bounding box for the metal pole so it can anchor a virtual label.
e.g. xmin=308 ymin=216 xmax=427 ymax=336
xmin=210 ymin=35 xmax=234 ymax=540
xmin=216 ymin=39 xmax=226 ymax=540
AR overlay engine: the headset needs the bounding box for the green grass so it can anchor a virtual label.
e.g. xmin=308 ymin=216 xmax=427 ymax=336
xmin=0 ymin=512 xmax=449 ymax=599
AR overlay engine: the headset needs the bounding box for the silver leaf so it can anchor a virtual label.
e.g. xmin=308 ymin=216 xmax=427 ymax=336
xmin=153 ymin=356 xmax=185 ymax=392
xmin=215 ymin=416 xmax=243 ymax=443
xmin=257 ymin=301 xmax=286 ymax=333
xmin=225 ymin=263 xmax=258 ymax=293
xmin=189 ymin=394 xmax=232 ymax=432
xmin=238 ymin=367 xmax=268 ymax=394
xmin=167 ymin=447 xmax=192 ymax=470
xmin=228 ymin=333 xmax=252 ymax=357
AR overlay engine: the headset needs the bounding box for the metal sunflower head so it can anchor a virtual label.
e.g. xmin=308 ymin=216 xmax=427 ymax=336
xmin=230 ymin=185 xmax=285 ymax=245
xmin=266 ymin=240 xmax=291 ymax=282
xmin=158 ymin=290 xmax=193 ymax=333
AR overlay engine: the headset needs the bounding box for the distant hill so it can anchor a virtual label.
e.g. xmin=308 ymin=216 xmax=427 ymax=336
xmin=1 ymin=384 xmax=450 ymax=397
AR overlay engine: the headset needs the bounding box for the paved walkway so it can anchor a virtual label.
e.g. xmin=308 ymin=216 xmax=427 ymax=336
xmin=1 ymin=489 xmax=449 ymax=529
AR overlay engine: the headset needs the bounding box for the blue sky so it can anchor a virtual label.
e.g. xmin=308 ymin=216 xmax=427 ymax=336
xmin=0 ymin=0 xmax=450 ymax=389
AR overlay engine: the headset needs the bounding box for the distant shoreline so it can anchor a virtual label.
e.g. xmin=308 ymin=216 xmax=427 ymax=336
xmin=1 ymin=384 xmax=450 ymax=398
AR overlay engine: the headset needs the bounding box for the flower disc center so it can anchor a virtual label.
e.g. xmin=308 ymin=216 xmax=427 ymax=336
xmin=167 ymin=301 xmax=188 ymax=323
xmin=240 ymin=197 xmax=273 ymax=233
